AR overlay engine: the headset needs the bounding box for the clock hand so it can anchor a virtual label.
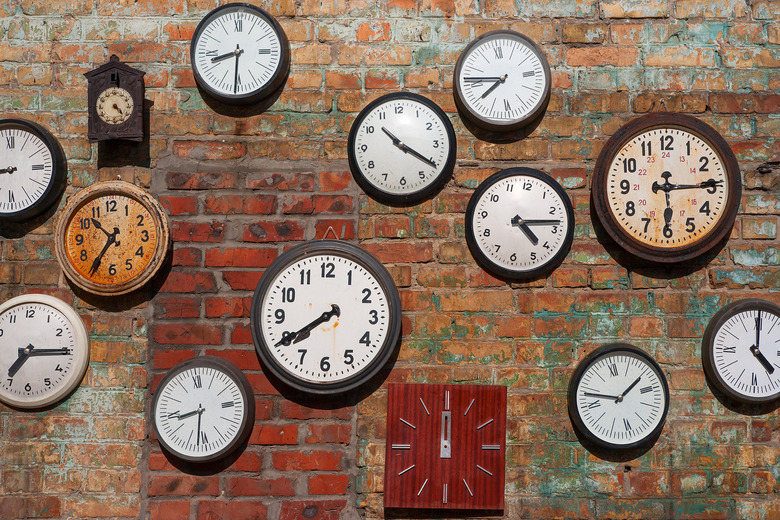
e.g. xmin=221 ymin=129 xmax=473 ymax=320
xmin=750 ymin=344 xmax=774 ymax=374
xmin=112 ymin=103 xmax=124 ymax=115
xmin=210 ymin=49 xmax=241 ymax=63
xmin=90 ymin=218 xmax=113 ymax=238
xmin=521 ymin=219 xmax=562 ymax=226
xmin=233 ymin=44 xmax=242 ymax=94
xmin=756 ymin=311 xmax=762 ymax=350
xmin=480 ymin=74 xmax=507 ymax=99
xmin=1 ymin=166 xmax=17 ymax=174
xmin=616 ymin=376 xmax=641 ymax=403
xmin=88 ymin=227 xmax=121 ymax=276
xmin=177 ymin=408 xmax=201 ymax=420
xmin=652 ymin=178 xmax=723 ymax=192
xmin=380 ymin=127 xmax=437 ymax=168
xmin=7 ymin=344 xmax=35 ymax=377
xmin=21 ymin=347 xmax=72 ymax=357
xmin=510 ymin=215 xmax=539 ymax=245
xmin=463 ymin=76 xmax=504 ymax=82
xmin=275 ymin=304 xmax=341 ymax=347
xmin=582 ymin=391 xmax=621 ymax=400
xmin=196 ymin=404 xmax=203 ymax=446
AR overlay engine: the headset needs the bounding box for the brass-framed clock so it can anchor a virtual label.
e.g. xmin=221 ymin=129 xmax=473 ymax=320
xmin=384 ymin=383 xmax=506 ymax=510
xmin=591 ymin=113 xmax=741 ymax=263
xmin=54 ymin=181 xmax=171 ymax=296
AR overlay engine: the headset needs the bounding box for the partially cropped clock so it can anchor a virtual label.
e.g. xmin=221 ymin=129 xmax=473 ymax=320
xmin=702 ymin=299 xmax=780 ymax=404
xmin=0 ymin=294 xmax=89 ymax=409
xmin=384 ymin=383 xmax=506 ymax=510
xmin=54 ymin=181 xmax=171 ymax=296
xmin=152 ymin=356 xmax=255 ymax=463
xmin=0 ymin=119 xmax=66 ymax=222
xmin=347 ymin=92 xmax=456 ymax=204
xmin=250 ymin=240 xmax=401 ymax=395
xmin=453 ymin=30 xmax=551 ymax=137
xmin=465 ymin=168 xmax=574 ymax=280
xmin=591 ymin=113 xmax=741 ymax=263
xmin=191 ymin=3 xmax=290 ymax=105
xmin=85 ymin=55 xmax=145 ymax=142
xmin=568 ymin=343 xmax=669 ymax=450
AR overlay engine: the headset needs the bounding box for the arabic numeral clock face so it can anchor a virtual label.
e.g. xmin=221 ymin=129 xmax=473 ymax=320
xmin=55 ymin=181 xmax=171 ymax=296
xmin=152 ymin=357 xmax=255 ymax=463
xmin=453 ymin=30 xmax=551 ymax=134
xmin=191 ymin=3 xmax=290 ymax=105
xmin=568 ymin=344 xmax=670 ymax=450
xmin=702 ymin=299 xmax=780 ymax=403
xmin=250 ymin=240 xmax=401 ymax=395
xmin=465 ymin=168 xmax=574 ymax=280
xmin=0 ymin=119 xmax=66 ymax=222
xmin=347 ymin=92 xmax=456 ymax=204
xmin=0 ymin=294 xmax=89 ymax=409
xmin=592 ymin=113 xmax=741 ymax=263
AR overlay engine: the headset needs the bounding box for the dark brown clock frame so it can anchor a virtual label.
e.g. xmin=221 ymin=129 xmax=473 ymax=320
xmin=384 ymin=383 xmax=506 ymax=511
xmin=591 ymin=113 xmax=741 ymax=263
xmin=85 ymin=55 xmax=145 ymax=142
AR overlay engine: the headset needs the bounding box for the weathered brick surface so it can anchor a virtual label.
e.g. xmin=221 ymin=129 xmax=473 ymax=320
xmin=0 ymin=1 xmax=779 ymax=519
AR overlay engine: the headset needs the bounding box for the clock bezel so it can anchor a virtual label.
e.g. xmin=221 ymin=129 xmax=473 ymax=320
xmin=453 ymin=29 xmax=551 ymax=134
xmin=151 ymin=356 xmax=256 ymax=463
xmin=54 ymin=180 xmax=171 ymax=296
xmin=250 ymin=240 xmax=402 ymax=395
xmin=465 ymin=167 xmax=575 ymax=281
xmin=0 ymin=119 xmax=66 ymax=222
xmin=347 ymin=92 xmax=456 ymax=205
xmin=567 ymin=343 xmax=670 ymax=451
xmin=190 ymin=2 xmax=291 ymax=106
xmin=591 ymin=112 xmax=741 ymax=263
xmin=0 ymin=294 xmax=90 ymax=409
xmin=702 ymin=298 xmax=780 ymax=404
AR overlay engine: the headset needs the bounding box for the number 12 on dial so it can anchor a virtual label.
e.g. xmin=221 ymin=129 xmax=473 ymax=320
xmin=250 ymin=240 xmax=401 ymax=394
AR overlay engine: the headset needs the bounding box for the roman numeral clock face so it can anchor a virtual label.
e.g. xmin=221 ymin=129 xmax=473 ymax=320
xmin=191 ymin=3 xmax=290 ymax=105
xmin=568 ymin=344 xmax=669 ymax=450
xmin=702 ymin=299 xmax=780 ymax=403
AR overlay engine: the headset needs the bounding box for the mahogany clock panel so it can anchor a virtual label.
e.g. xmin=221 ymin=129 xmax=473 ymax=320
xmin=385 ymin=383 xmax=506 ymax=510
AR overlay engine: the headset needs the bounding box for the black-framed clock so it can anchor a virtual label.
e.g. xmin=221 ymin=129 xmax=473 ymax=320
xmin=347 ymin=92 xmax=456 ymax=205
xmin=568 ymin=343 xmax=669 ymax=451
xmin=453 ymin=30 xmax=551 ymax=137
xmin=151 ymin=356 xmax=255 ymax=463
xmin=465 ymin=168 xmax=574 ymax=280
xmin=250 ymin=240 xmax=402 ymax=395
xmin=591 ymin=113 xmax=741 ymax=263
xmin=190 ymin=3 xmax=290 ymax=105
xmin=702 ymin=299 xmax=780 ymax=404
xmin=0 ymin=294 xmax=90 ymax=409
xmin=0 ymin=119 xmax=66 ymax=222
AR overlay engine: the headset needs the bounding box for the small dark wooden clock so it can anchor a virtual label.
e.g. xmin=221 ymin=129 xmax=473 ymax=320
xmin=85 ymin=55 xmax=145 ymax=142
xmin=385 ymin=383 xmax=506 ymax=511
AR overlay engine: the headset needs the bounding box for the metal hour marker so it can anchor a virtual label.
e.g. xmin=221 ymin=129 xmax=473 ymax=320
xmin=477 ymin=465 xmax=493 ymax=476
xmin=391 ymin=444 xmax=411 ymax=450
xmin=464 ymin=398 xmax=475 ymax=416
xmin=417 ymin=478 xmax=428 ymax=496
xmin=477 ymin=418 xmax=493 ymax=430
xmin=400 ymin=418 xmax=416 ymax=429
xmin=444 ymin=390 xmax=450 ymax=410
xmin=419 ymin=397 xmax=430 ymax=415
xmin=482 ymin=444 xmax=500 ymax=450
xmin=443 ymin=483 xmax=448 ymax=504
xmin=398 ymin=464 xmax=415 ymax=476
xmin=463 ymin=478 xmax=473 ymax=497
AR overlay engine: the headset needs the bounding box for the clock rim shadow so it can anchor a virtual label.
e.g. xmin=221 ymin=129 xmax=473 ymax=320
xmin=704 ymin=372 xmax=780 ymax=416
xmin=384 ymin=506 xmax=505 ymax=519
xmin=566 ymin=408 xmax=663 ymax=463
xmin=155 ymin=437 xmax=252 ymax=476
xmin=96 ymin=98 xmax=153 ymax=170
xmin=195 ymin=72 xmax=288 ymax=119
xmin=455 ymin=100 xmax=548 ymax=145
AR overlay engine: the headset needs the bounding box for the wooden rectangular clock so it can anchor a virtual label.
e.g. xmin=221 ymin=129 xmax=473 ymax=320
xmin=384 ymin=383 xmax=507 ymax=511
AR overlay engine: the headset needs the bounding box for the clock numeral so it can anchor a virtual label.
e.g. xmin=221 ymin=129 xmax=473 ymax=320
xmin=699 ymin=201 xmax=711 ymax=216
xmin=522 ymin=182 xmax=531 ymax=191
xmin=641 ymin=217 xmax=651 ymax=232
xmin=8 ymin=191 xmax=14 ymax=203
xmin=640 ymin=385 xmax=654 ymax=394
xmin=75 ymin=234 xmax=84 ymax=245
xmin=686 ymin=141 xmax=691 ymax=155
xmin=201 ymin=431 xmax=208 ymax=444
xmin=135 ymin=246 xmax=144 ymax=257
xmin=274 ymin=309 xmax=285 ymax=324
xmin=549 ymin=206 xmax=556 ymax=215
xmin=137 ymin=214 xmax=144 ymax=226
xmin=344 ymin=350 xmax=354 ymax=364
xmin=125 ymin=259 xmax=133 ymax=271
xmin=543 ymin=241 xmax=550 ymax=250
xmin=80 ymin=218 xmax=91 ymax=230
xmin=55 ymin=364 xmax=63 ymax=372
xmin=222 ymin=401 xmax=234 ymax=408
xmin=490 ymin=194 xmax=499 ymax=203
xmin=8 ymin=314 xmax=16 ymax=324
xmin=25 ymin=309 xmax=35 ymax=319
xmin=608 ymin=363 xmax=619 ymax=377
xmin=367 ymin=161 xmax=375 ymax=169
xmin=623 ymin=418 xmax=632 ymax=431
xmin=258 ymin=49 xmax=271 ymax=54
xmin=722 ymin=346 xmax=736 ymax=354
xmin=394 ymin=106 xmax=403 ymax=114
xmin=32 ymin=164 xmax=44 ymax=170
xmin=320 ymin=357 xmax=331 ymax=372
xmin=685 ymin=217 xmax=696 ymax=233
xmin=298 ymin=349 xmax=306 ymax=364
xmin=6 ymin=136 xmax=14 ymax=149
xmin=24 ymin=383 xmax=32 ymax=392
xmin=623 ymin=157 xmax=637 ymax=173
xmin=193 ymin=374 xmax=202 ymax=389
xmin=751 ymin=373 xmax=758 ymax=386
xmin=425 ymin=122 xmax=432 ymax=130
xmin=205 ymin=50 xmax=217 ymax=56
xmin=530 ymin=252 xmax=536 ymax=261
xmin=483 ymin=229 xmax=491 ymax=237
xmin=6 ymin=378 xmax=12 ymax=386
xmin=106 ymin=200 xmax=117 ymax=213
xmin=641 ymin=141 xmax=652 ymax=156
xmin=80 ymin=250 xmax=88 ymax=261
xmin=44 ymin=378 xmax=51 ymax=387
xmin=399 ymin=176 xmax=407 ymax=186
xmin=418 ymin=171 xmax=425 ymax=179
xmin=281 ymin=287 xmax=295 ymax=303
xmin=663 ymin=226 xmax=673 ymax=238
xmin=625 ymin=201 xmax=635 ymax=216
xmin=523 ymin=70 xmax=535 ymax=77
xmin=479 ymin=210 xmax=488 ymax=218
xmin=108 ymin=264 xmax=117 ymax=276
xmin=358 ymin=330 xmax=372 ymax=347
xmin=494 ymin=46 xmax=503 ymax=59
xmin=509 ymin=253 xmax=517 ymax=262
xmin=699 ymin=156 xmax=709 ymax=172
xmin=620 ymin=179 xmax=630 ymax=194
xmin=361 ymin=288 xmax=372 ymax=304
xmin=347 ymin=271 xmax=352 ymax=285
xmin=368 ymin=309 xmax=378 ymax=325
xmin=300 ymin=269 xmax=311 ymax=285
xmin=660 ymin=135 xmax=674 ymax=151
xmin=503 ymin=99 xmax=511 ymax=112
xmin=234 ymin=19 xmax=242 ymax=32
xmin=587 ymin=400 xmax=600 ymax=409
xmin=378 ymin=112 xmax=386 ymax=120
xmin=91 ymin=206 xmax=100 ymax=218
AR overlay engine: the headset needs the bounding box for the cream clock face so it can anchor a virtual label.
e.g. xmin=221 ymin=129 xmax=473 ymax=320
xmin=0 ymin=294 xmax=89 ymax=409
xmin=96 ymin=87 xmax=134 ymax=125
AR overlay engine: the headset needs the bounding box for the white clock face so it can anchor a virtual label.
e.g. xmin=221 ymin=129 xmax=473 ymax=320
xmin=153 ymin=361 xmax=250 ymax=460
xmin=605 ymin=126 xmax=728 ymax=248
xmin=349 ymin=93 xmax=454 ymax=201
xmin=705 ymin=302 xmax=780 ymax=401
xmin=0 ymin=295 xmax=89 ymax=408
xmin=467 ymin=169 xmax=573 ymax=279
xmin=0 ymin=124 xmax=55 ymax=216
xmin=192 ymin=4 xmax=284 ymax=99
xmin=258 ymin=253 xmax=392 ymax=385
xmin=96 ymin=87 xmax=134 ymax=125
xmin=455 ymin=31 xmax=549 ymax=126
xmin=573 ymin=347 xmax=668 ymax=447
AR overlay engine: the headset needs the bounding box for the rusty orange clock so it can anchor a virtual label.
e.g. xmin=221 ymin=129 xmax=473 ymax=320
xmin=55 ymin=181 xmax=170 ymax=296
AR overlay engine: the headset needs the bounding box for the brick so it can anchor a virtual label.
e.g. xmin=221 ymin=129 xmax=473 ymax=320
xmin=152 ymin=324 xmax=222 ymax=345
xmin=308 ymin=474 xmax=349 ymax=495
xmin=147 ymin=476 xmax=219 ymax=496
xmin=197 ymin=501 xmax=269 ymax=520
xmin=205 ymin=248 xmax=277 ymax=268
xmin=226 ymin=477 xmax=295 ymax=497
xmin=278 ymin=500 xmax=346 ymax=520
xmin=242 ymin=220 xmax=306 ymax=242
xmin=567 ymin=47 xmax=639 ymax=67
xmin=167 ymin=172 xmax=237 ymax=190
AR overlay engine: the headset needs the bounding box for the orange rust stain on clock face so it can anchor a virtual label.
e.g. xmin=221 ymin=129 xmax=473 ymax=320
xmin=64 ymin=194 xmax=158 ymax=285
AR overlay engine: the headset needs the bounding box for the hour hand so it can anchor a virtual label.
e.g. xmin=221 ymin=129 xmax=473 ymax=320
xmin=750 ymin=344 xmax=774 ymax=374
xmin=24 ymin=347 xmax=72 ymax=357
xmin=582 ymin=391 xmax=620 ymax=400
xmin=8 ymin=344 xmax=35 ymax=377
xmin=91 ymin=218 xmax=112 ymax=238
xmin=381 ymin=127 xmax=437 ymax=168
xmin=510 ymin=215 xmax=539 ymax=245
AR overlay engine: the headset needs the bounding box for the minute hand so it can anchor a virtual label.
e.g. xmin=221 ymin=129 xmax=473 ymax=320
xmin=381 ymin=127 xmax=437 ymax=168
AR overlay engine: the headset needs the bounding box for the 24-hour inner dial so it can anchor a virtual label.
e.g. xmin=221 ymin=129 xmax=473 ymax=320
xmin=259 ymin=254 xmax=391 ymax=384
xmin=606 ymin=126 xmax=727 ymax=248
xmin=0 ymin=125 xmax=54 ymax=215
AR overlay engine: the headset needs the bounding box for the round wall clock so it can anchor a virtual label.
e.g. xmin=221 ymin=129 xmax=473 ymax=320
xmin=96 ymin=87 xmax=134 ymax=125
xmin=54 ymin=180 xmax=171 ymax=296
xmin=0 ymin=294 xmax=89 ymax=409
xmin=453 ymin=30 xmax=551 ymax=135
xmin=191 ymin=3 xmax=290 ymax=105
xmin=152 ymin=356 xmax=255 ymax=463
xmin=0 ymin=119 xmax=66 ymax=222
xmin=250 ymin=240 xmax=402 ymax=395
xmin=465 ymin=168 xmax=574 ymax=280
xmin=702 ymin=299 xmax=780 ymax=404
xmin=568 ymin=343 xmax=669 ymax=450
xmin=591 ymin=113 xmax=741 ymax=263
xmin=347 ymin=92 xmax=456 ymax=205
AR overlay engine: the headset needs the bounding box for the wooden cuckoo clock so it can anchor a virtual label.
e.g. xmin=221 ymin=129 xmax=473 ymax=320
xmin=85 ymin=55 xmax=145 ymax=142
xmin=384 ymin=383 xmax=507 ymax=511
